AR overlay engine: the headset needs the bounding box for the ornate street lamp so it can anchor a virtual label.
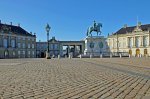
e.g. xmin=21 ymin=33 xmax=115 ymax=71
xmin=45 ymin=23 xmax=51 ymax=59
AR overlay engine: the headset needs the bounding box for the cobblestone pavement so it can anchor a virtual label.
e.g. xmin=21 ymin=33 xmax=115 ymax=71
xmin=0 ymin=58 xmax=150 ymax=99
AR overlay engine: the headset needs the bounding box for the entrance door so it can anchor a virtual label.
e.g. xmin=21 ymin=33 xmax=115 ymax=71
xmin=41 ymin=52 xmax=45 ymax=58
xmin=136 ymin=49 xmax=140 ymax=56
xmin=129 ymin=49 xmax=132 ymax=56
xmin=144 ymin=49 xmax=148 ymax=56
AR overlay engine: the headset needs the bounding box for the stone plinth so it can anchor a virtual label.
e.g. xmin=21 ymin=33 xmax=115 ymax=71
xmin=84 ymin=36 xmax=108 ymax=56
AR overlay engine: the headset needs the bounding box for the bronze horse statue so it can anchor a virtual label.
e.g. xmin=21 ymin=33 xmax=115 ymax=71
xmin=87 ymin=21 xmax=102 ymax=36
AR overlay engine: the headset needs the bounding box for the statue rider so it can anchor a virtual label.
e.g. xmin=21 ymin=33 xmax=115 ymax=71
xmin=93 ymin=20 xmax=97 ymax=28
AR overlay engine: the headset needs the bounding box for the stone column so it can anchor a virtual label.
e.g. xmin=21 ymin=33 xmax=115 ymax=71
xmin=1 ymin=36 xmax=3 ymax=47
xmin=141 ymin=36 xmax=143 ymax=47
xmin=133 ymin=37 xmax=135 ymax=47
xmin=67 ymin=45 xmax=70 ymax=57
xmin=149 ymin=31 xmax=150 ymax=46
xmin=127 ymin=37 xmax=129 ymax=48
xmin=74 ymin=45 xmax=77 ymax=56
xmin=112 ymin=39 xmax=114 ymax=49
xmin=0 ymin=36 xmax=2 ymax=47
xmin=9 ymin=36 xmax=11 ymax=48
xmin=15 ymin=37 xmax=17 ymax=48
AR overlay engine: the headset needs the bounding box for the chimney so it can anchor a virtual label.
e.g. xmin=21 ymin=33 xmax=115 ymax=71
xmin=108 ymin=33 xmax=109 ymax=37
xmin=123 ymin=24 xmax=127 ymax=28
xmin=34 ymin=33 xmax=36 ymax=35
xmin=30 ymin=32 xmax=32 ymax=34
xmin=18 ymin=23 xmax=20 ymax=27
xmin=0 ymin=20 xmax=1 ymax=24
xmin=10 ymin=22 xmax=12 ymax=25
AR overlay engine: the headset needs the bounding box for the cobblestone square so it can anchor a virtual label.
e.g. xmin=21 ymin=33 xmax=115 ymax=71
xmin=0 ymin=58 xmax=150 ymax=99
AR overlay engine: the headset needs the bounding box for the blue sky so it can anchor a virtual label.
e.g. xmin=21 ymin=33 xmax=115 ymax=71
xmin=0 ymin=0 xmax=150 ymax=41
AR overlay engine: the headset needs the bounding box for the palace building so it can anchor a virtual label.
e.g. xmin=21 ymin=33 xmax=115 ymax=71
xmin=0 ymin=21 xmax=36 ymax=58
xmin=36 ymin=37 xmax=85 ymax=58
xmin=108 ymin=22 xmax=150 ymax=57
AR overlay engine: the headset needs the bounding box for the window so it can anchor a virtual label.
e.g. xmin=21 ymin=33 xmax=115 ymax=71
xmin=32 ymin=44 xmax=34 ymax=49
xmin=28 ymin=38 xmax=30 ymax=41
xmin=3 ymin=39 xmax=8 ymax=48
xmin=28 ymin=51 xmax=30 ymax=55
xmin=54 ymin=44 xmax=58 ymax=49
xmin=50 ymin=44 xmax=53 ymax=50
xmin=22 ymin=51 xmax=25 ymax=55
xmin=18 ymin=51 xmax=20 ymax=55
xmin=18 ymin=37 xmax=21 ymax=40
xmin=135 ymin=37 xmax=140 ymax=48
xmin=32 ymin=39 xmax=35 ymax=42
xmin=28 ymin=44 xmax=30 ymax=48
xmin=23 ymin=37 xmax=26 ymax=40
xmin=22 ymin=43 xmax=25 ymax=48
xmin=143 ymin=36 xmax=148 ymax=47
xmin=11 ymin=40 xmax=15 ymax=48
xmin=32 ymin=51 xmax=34 ymax=55
xmin=128 ymin=38 xmax=132 ymax=48
xmin=18 ymin=43 xmax=21 ymax=48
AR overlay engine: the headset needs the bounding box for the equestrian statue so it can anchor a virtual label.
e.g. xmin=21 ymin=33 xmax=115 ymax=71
xmin=86 ymin=21 xmax=102 ymax=37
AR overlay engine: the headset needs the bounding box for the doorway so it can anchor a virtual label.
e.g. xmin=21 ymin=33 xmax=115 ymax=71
xmin=136 ymin=49 xmax=140 ymax=56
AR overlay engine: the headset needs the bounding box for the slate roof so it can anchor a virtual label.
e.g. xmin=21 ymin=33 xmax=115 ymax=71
xmin=0 ymin=23 xmax=36 ymax=37
xmin=114 ymin=24 xmax=150 ymax=35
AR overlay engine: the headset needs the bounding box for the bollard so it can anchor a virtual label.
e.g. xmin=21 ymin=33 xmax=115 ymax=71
xmin=80 ymin=54 xmax=82 ymax=59
xmin=69 ymin=54 xmax=71 ymax=59
xmin=90 ymin=54 xmax=92 ymax=58
xmin=110 ymin=54 xmax=112 ymax=58
xmin=129 ymin=54 xmax=131 ymax=58
xmin=71 ymin=54 xmax=73 ymax=59
xmin=100 ymin=54 xmax=103 ymax=58
xmin=138 ymin=54 xmax=139 ymax=58
xmin=140 ymin=54 xmax=142 ymax=58
xmin=119 ymin=53 xmax=122 ymax=58
xmin=58 ymin=55 xmax=60 ymax=59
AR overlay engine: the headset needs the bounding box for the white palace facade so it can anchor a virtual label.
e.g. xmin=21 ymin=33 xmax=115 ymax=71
xmin=108 ymin=22 xmax=150 ymax=57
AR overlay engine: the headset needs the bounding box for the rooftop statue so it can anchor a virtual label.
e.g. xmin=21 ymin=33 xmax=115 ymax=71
xmin=86 ymin=21 xmax=102 ymax=37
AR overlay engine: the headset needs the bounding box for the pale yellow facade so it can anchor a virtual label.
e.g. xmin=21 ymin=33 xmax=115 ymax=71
xmin=108 ymin=24 xmax=150 ymax=57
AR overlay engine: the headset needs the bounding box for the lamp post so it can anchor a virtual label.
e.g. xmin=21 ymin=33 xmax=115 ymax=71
xmin=45 ymin=23 xmax=51 ymax=59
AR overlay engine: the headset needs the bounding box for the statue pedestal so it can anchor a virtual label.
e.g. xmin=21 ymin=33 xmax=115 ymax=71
xmin=46 ymin=51 xmax=51 ymax=59
xmin=84 ymin=36 xmax=107 ymax=56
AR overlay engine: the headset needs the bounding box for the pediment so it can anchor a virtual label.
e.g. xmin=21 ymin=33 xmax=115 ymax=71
xmin=133 ymin=26 xmax=142 ymax=32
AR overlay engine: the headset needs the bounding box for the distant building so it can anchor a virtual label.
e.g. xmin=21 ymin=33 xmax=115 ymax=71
xmin=36 ymin=37 xmax=85 ymax=58
xmin=108 ymin=22 xmax=150 ymax=57
xmin=0 ymin=22 xmax=36 ymax=58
